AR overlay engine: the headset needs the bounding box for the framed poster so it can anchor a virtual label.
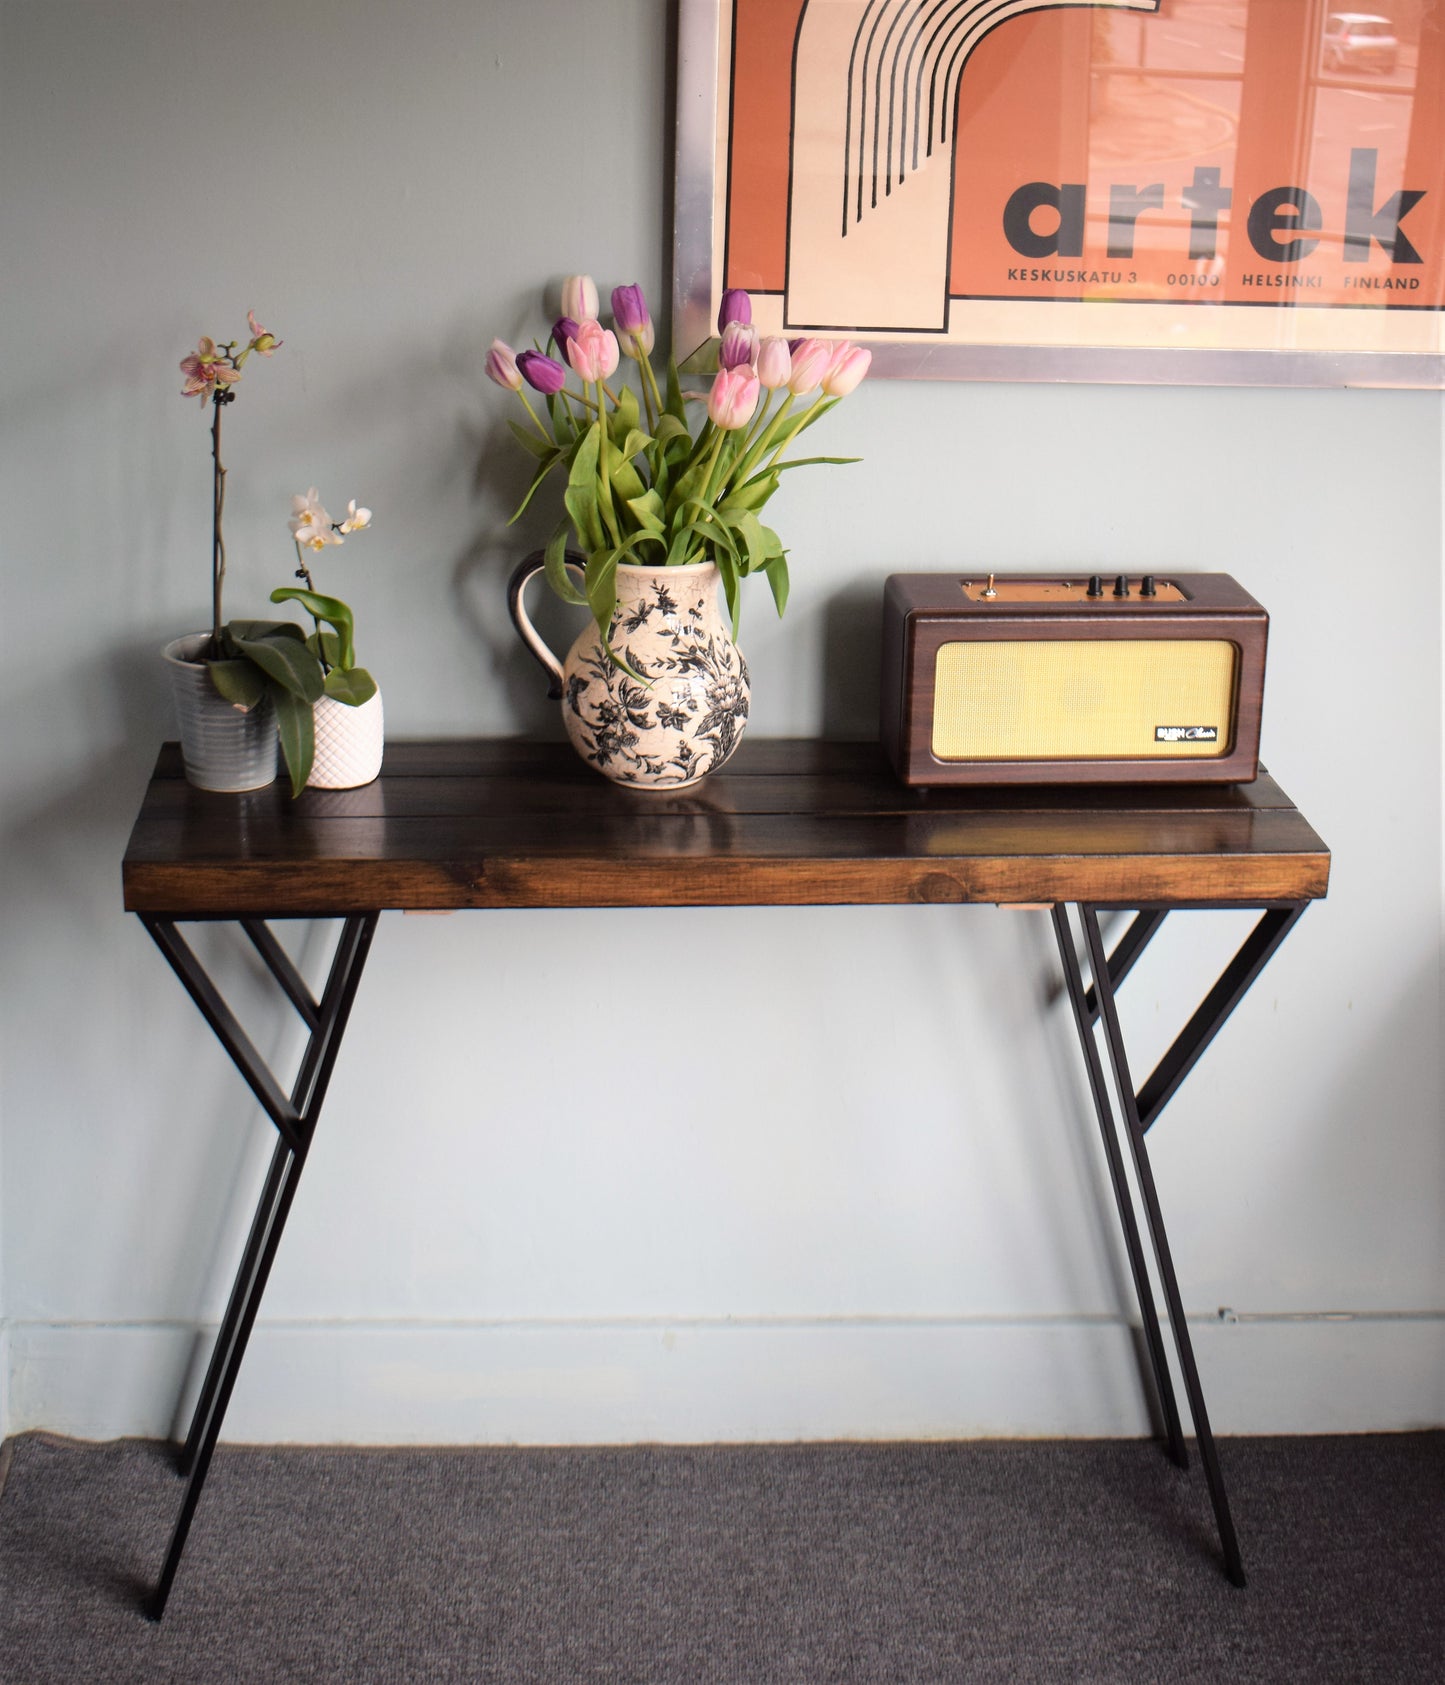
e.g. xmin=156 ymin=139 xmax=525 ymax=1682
xmin=674 ymin=0 xmax=1445 ymax=384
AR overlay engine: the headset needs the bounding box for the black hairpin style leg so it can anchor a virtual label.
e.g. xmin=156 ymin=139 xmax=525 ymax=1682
xmin=138 ymin=912 xmax=379 ymax=1620
xmin=1060 ymin=899 xmax=1307 ymax=1589
xmin=1052 ymin=905 xmax=1187 ymax=1469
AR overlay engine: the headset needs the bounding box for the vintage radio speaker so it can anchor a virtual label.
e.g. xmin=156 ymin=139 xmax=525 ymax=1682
xmin=881 ymin=573 xmax=1267 ymax=785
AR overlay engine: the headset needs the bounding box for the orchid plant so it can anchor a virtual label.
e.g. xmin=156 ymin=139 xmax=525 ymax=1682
xmin=177 ymin=314 xmax=375 ymax=795
xmin=488 ymin=278 xmax=869 ymax=654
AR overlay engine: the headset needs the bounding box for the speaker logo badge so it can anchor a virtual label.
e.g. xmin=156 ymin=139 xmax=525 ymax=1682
xmin=1155 ymin=726 xmax=1219 ymax=743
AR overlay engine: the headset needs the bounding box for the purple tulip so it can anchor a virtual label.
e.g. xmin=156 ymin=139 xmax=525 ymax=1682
xmin=717 ymin=288 xmax=752 ymax=334
xmin=551 ymin=317 xmax=580 ymax=357
xmin=719 ymin=321 xmax=758 ymax=371
xmin=611 ymin=283 xmax=654 ymax=357
xmin=516 ymin=349 xmax=568 ymax=396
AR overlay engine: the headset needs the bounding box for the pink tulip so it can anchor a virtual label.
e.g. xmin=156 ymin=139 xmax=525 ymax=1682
xmin=719 ymin=321 xmax=758 ymax=371
xmin=755 ymin=336 xmax=792 ymax=391
xmin=560 ymin=275 xmax=599 ymax=322
xmin=567 ymin=319 xmax=619 ymax=383
xmin=786 ymin=337 xmax=832 ymax=394
xmin=485 ymin=338 xmax=522 ymax=391
xmin=821 ymin=341 xmax=872 ymax=397
xmin=706 ymin=365 xmax=760 ymax=431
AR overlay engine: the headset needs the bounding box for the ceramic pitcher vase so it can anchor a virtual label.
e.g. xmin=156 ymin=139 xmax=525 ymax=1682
xmin=508 ymin=555 xmax=750 ymax=789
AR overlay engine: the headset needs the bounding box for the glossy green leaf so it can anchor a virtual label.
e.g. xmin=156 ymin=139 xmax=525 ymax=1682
xmin=270 ymin=587 xmax=357 ymax=670
xmin=230 ymin=628 xmax=324 ymax=702
xmin=323 ymin=665 xmax=377 ymax=705
xmin=206 ymin=659 xmax=266 ymax=711
xmin=271 ymin=685 xmax=315 ymax=797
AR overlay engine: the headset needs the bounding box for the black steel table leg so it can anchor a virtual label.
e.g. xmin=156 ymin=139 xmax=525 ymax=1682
xmin=1053 ymin=905 xmax=1187 ymax=1468
xmin=179 ymin=1131 xmax=291 ymax=1476
xmin=142 ymin=912 xmax=379 ymax=1620
xmin=1078 ymin=905 xmax=1246 ymax=1587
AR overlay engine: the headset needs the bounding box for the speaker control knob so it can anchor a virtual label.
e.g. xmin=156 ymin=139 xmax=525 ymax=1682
xmin=1140 ymin=575 xmax=1157 ymax=597
xmin=1087 ymin=575 xmax=1104 ymax=598
xmin=1113 ymin=574 xmax=1130 ymax=598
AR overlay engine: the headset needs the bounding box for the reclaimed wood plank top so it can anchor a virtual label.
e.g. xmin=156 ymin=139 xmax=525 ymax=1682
xmin=122 ymin=739 xmax=1331 ymax=915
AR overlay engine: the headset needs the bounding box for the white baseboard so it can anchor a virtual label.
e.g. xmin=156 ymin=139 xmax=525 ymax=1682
xmin=5 ymin=1314 xmax=1442 ymax=1444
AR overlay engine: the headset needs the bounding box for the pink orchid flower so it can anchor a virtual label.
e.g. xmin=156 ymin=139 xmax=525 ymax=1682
xmin=179 ymin=336 xmax=241 ymax=405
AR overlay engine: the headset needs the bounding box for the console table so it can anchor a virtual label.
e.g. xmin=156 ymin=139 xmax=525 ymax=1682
xmin=122 ymin=737 xmax=1330 ymax=1617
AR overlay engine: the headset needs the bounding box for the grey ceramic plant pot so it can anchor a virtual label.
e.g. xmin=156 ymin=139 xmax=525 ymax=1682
xmin=162 ymin=633 xmax=278 ymax=792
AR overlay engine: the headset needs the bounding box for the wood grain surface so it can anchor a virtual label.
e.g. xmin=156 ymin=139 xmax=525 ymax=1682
xmin=122 ymin=739 xmax=1331 ymax=915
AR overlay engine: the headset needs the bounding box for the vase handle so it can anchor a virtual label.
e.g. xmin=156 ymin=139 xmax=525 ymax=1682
xmin=507 ymin=549 xmax=586 ymax=701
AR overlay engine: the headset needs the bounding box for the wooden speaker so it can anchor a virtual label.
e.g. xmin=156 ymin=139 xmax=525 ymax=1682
xmin=881 ymin=573 xmax=1267 ymax=785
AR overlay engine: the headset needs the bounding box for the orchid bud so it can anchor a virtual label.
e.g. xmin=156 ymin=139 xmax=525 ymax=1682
xmin=820 ymin=341 xmax=872 ymax=397
xmin=706 ymin=365 xmax=760 ymax=431
xmin=717 ymin=288 xmax=752 ymax=333
xmin=719 ymin=321 xmax=758 ymax=371
xmin=787 ymin=337 xmax=832 ymax=394
xmin=247 ymin=311 xmax=282 ymax=355
xmin=551 ymin=317 xmax=580 ymax=357
xmin=560 ymin=275 xmax=599 ymax=322
xmin=567 ymin=319 xmax=620 ymax=384
xmin=485 ymin=338 xmax=523 ymax=391
xmin=755 ymin=335 xmax=792 ymax=390
xmin=611 ymin=283 xmax=655 ymax=357
xmin=516 ymin=349 xmax=568 ymax=395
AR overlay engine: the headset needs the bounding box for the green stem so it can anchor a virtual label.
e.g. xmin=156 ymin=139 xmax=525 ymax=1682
xmin=596 ymin=381 xmax=619 ymax=543
xmin=517 ymin=388 xmax=550 ymax=437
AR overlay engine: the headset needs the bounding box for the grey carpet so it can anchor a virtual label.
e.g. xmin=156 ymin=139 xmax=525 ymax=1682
xmin=1 ymin=1433 xmax=1441 ymax=1684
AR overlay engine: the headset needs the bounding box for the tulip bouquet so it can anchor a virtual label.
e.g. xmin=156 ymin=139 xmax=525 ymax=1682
xmin=488 ymin=277 xmax=869 ymax=654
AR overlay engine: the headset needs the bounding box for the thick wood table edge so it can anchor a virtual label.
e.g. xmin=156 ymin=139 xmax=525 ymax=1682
xmin=122 ymin=738 xmax=1331 ymax=916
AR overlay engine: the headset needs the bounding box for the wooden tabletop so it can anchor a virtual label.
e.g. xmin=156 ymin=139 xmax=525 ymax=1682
xmin=121 ymin=739 xmax=1331 ymax=916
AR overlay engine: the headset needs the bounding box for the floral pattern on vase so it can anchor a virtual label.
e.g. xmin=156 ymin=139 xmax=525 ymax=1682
xmin=531 ymin=561 xmax=749 ymax=789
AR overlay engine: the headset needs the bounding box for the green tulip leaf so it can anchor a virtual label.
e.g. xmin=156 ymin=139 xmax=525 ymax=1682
xmin=507 ymin=418 xmax=556 ymax=461
xmin=761 ymin=552 xmax=791 ymax=618
xmin=610 ymin=385 xmax=640 ymax=443
xmin=271 ymin=684 xmax=316 ymax=797
xmin=626 ymin=489 xmax=666 ymax=535
xmin=323 ymin=665 xmax=377 ymax=706
xmin=544 ymin=519 xmax=588 ymax=606
xmin=206 ymin=659 xmax=267 ymax=711
xmin=565 ymin=424 xmax=605 ymax=551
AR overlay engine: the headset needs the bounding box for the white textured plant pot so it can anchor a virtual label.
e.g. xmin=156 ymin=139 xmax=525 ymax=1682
xmin=163 ymin=634 xmax=277 ymax=792
xmin=308 ymin=688 xmax=384 ymax=789
xmin=512 ymin=560 xmax=749 ymax=789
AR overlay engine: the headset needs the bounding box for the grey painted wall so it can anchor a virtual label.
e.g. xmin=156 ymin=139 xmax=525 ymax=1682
xmin=1 ymin=0 xmax=1441 ymax=1442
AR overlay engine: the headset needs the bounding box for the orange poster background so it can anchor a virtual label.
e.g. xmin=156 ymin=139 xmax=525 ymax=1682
xmin=723 ymin=0 xmax=1445 ymax=314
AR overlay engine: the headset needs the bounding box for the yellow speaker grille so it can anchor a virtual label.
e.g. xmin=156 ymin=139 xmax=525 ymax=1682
xmin=931 ymin=639 xmax=1237 ymax=760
